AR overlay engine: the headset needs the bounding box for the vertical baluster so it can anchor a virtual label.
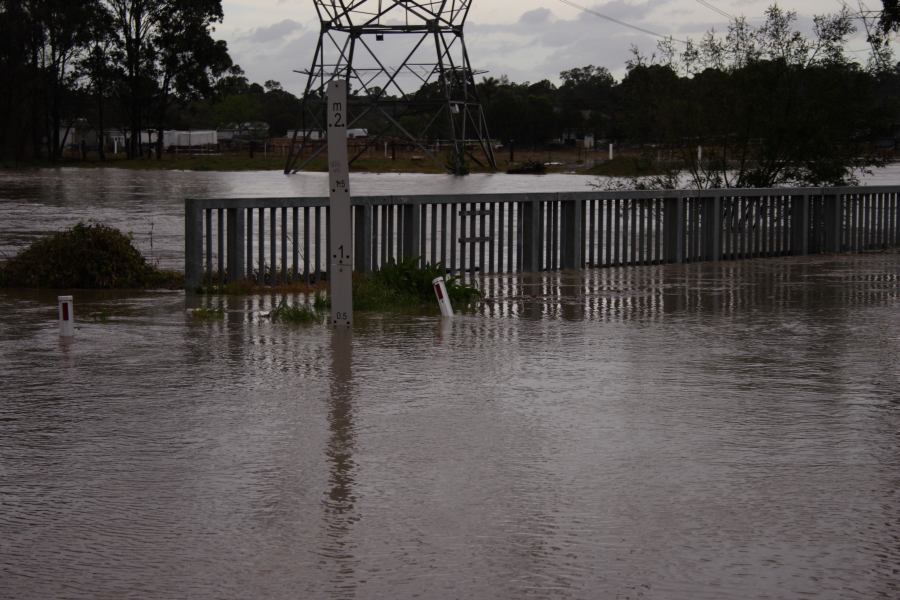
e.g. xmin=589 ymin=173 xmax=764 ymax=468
xmin=217 ymin=209 xmax=224 ymax=285
xmin=204 ymin=209 xmax=212 ymax=283
xmin=548 ymin=200 xmax=555 ymax=270
xmin=378 ymin=205 xmax=386 ymax=267
xmin=270 ymin=207 xmax=277 ymax=285
xmin=509 ymin=200 xmax=516 ymax=273
xmin=497 ymin=203 xmax=505 ymax=274
xmin=389 ymin=205 xmax=396 ymax=263
xmin=292 ymin=207 xmax=299 ymax=281
xmin=429 ymin=204 xmax=437 ymax=265
xmin=613 ymin=199 xmax=621 ymax=266
xmin=258 ymin=207 xmax=265 ymax=284
xmin=638 ymin=199 xmax=645 ymax=265
xmin=657 ymin=199 xmax=664 ymax=263
xmin=488 ymin=203 xmax=496 ymax=274
xmin=314 ymin=206 xmax=321 ymax=280
xmin=303 ymin=207 xmax=311 ymax=283
xmin=441 ymin=203 xmax=449 ymax=268
xmin=605 ymin=200 xmax=613 ymax=267
xmin=855 ymin=195 xmax=862 ymax=250
xmin=281 ymin=207 xmax=288 ymax=283
xmin=419 ymin=204 xmax=427 ymax=261
xmin=478 ymin=202 xmax=485 ymax=274
xmin=246 ymin=208 xmax=254 ymax=280
xmin=449 ymin=203 xmax=458 ymax=275
xmin=325 ymin=205 xmax=331 ymax=281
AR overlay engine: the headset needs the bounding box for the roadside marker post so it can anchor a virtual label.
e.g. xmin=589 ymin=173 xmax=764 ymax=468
xmin=58 ymin=295 xmax=74 ymax=338
xmin=432 ymin=277 xmax=454 ymax=318
xmin=327 ymin=80 xmax=353 ymax=327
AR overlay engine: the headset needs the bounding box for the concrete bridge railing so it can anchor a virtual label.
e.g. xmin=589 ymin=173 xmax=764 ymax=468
xmin=185 ymin=187 xmax=900 ymax=290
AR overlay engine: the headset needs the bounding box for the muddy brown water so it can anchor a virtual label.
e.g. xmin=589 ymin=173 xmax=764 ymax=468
xmin=1 ymin=252 xmax=899 ymax=599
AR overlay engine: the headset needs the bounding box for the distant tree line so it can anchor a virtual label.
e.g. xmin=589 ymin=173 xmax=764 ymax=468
xmin=1 ymin=2 xmax=899 ymax=187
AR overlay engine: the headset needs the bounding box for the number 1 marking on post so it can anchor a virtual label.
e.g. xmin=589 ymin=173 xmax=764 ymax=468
xmin=327 ymin=80 xmax=352 ymax=327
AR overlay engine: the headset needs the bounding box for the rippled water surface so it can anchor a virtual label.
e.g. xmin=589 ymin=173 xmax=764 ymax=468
xmin=2 ymin=254 xmax=899 ymax=600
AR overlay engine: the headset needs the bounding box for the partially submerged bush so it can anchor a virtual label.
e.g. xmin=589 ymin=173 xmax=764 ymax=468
xmin=0 ymin=222 xmax=181 ymax=289
xmin=354 ymin=258 xmax=481 ymax=311
xmin=269 ymin=300 xmax=320 ymax=324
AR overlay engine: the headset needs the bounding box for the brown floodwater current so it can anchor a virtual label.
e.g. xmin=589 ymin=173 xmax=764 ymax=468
xmin=1 ymin=253 xmax=899 ymax=600
xmin=2 ymin=168 xmax=900 ymax=598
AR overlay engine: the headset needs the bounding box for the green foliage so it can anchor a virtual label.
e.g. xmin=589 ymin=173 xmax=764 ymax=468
xmin=353 ymin=258 xmax=481 ymax=311
xmin=0 ymin=222 xmax=181 ymax=289
xmin=269 ymin=300 xmax=320 ymax=324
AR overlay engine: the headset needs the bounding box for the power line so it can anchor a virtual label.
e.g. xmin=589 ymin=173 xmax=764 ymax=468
xmin=554 ymin=0 xmax=688 ymax=44
xmin=694 ymin=0 xmax=734 ymax=21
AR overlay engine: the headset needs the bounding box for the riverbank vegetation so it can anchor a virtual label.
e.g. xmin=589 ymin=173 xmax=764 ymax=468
xmin=0 ymin=223 xmax=182 ymax=289
xmin=1 ymin=2 xmax=898 ymax=187
xmin=201 ymin=258 xmax=482 ymax=320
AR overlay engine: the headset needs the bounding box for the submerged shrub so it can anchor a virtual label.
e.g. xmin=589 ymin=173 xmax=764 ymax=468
xmin=269 ymin=300 xmax=320 ymax=324
xmin=353 ymin=258 xmax=481 ymax=311
xmin=0 ymin=222 xmax=181 ymax=289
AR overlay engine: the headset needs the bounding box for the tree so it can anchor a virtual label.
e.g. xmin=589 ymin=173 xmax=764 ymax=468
xmin=558 ymin=65 xmax=615 ymax=138
xmin=77 ymin=2 xmax=117 ymax=160
xmin=880 ymin=0 xmax=900 ymax=33
xmin=151 ymin=0 xmax=231 ymax=158
xmin=103 ymin=0 xmax=229 ymax=158
xmin=632 ymin=4 xmax=889 ymax=189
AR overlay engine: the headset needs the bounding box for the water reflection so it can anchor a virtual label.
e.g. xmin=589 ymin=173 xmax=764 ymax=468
xmin=478 ymin=255 xmax=900 ymax=323
xmin=321 ymin=329 xmax=359 ymax=597
xmin=0 ymin=254 xmax=899 ymax=599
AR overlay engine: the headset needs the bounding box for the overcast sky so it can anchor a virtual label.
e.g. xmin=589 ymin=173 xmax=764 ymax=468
xmin=218 ymin=1 xmax=882 ymax=93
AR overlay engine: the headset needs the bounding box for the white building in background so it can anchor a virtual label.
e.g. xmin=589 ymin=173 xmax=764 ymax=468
xmin=161 ymin=130 xmax=217 ymax=148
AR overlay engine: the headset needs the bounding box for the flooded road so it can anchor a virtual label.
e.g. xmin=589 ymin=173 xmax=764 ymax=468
xmin=1 ymin=254 xmax=899 ymax=599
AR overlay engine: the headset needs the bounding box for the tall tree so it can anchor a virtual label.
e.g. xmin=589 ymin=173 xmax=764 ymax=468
xmin=77 ymin=2 xmax=117 ymax=160
xmin=151 ymin=0 xmax=230 ymax=158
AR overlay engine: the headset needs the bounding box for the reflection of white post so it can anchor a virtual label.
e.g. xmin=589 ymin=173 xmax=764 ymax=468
xmin=328 ymin=80 xmax=353 ymax=327
xmin=609 ymin=143 xmax=614 ymax=161
xmin=58 ymin=295 xmax=74 ymax=338
xmin=697 ymin=145 xmax=702 ymax=164
xmin=432 ymin=277 xmax=454 ymax=318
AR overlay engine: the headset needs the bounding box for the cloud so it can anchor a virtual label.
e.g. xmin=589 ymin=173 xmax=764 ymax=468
xmin=241 ymin=19 xmax=305 ymax=43
xmin=519 ymin=8 xmax=553 ymax=25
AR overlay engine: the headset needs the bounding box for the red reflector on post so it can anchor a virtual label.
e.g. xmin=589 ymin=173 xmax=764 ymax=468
xmin=62 ymin=303 xmax=69 ymax=321
xmin=434 ymin=283 xmax=443 ymax=300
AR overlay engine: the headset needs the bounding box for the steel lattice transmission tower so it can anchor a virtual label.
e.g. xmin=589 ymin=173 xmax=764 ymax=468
xmin=284 ymin=0 xmax=497 ymax=174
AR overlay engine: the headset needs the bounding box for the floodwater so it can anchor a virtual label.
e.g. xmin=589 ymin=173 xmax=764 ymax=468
xmin=1 ymin=254 xmax=899 ymax=600
xmin=1 ymin=168 xmax=900 ymax=599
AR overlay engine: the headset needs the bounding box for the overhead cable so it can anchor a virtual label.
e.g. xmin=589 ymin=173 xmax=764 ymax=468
xmin=554 ymin=0 xmax=688 ymax=44
xmin=694 ymin=0 xmax=734 ymax=21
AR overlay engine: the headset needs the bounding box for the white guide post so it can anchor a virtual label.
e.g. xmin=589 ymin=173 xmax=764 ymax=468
xmin=327 ymin=80 xmax=353 ymax=327
xmin=432 ymin=277 xmax=454 ymax=318
xmin=58 ymin=295 xmax=74 ymax=338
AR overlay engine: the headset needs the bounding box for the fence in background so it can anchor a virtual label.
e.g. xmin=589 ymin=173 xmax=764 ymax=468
xmin=185 ymin=187 xmax=900 ymax=290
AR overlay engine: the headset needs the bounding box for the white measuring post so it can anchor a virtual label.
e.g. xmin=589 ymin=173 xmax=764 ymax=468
xmin=58 ymin=295 xmax=74 ymax=338
xmin=327 ymin=80 xmax=353 ymax=327
xmin=432 ymin=277 xmax=454 ymax=318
